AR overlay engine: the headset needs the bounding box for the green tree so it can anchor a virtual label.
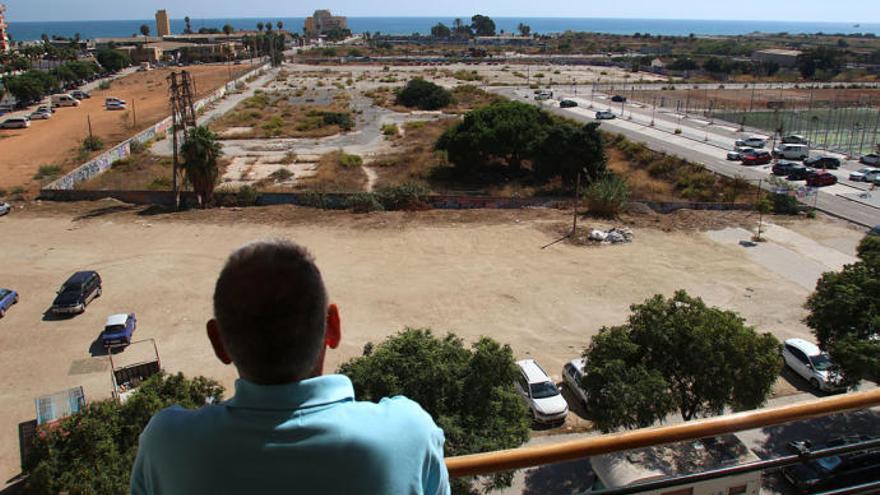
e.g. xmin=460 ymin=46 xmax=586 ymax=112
xmin=265 ymin=21 xmax=273 ymax=32
xmin=582 ymin=291 xmax=782 ymax=432
xmin=276 ymin=21 xmax=284 ymax=31
xmin=396 ymin=78 xmax=454 ymax=110
xmin=517 ymin=23 xmax=531 ymax=37
xmin=804 ymin=236 xmax=880 ymax=385
xmin=96 ymin=48 xmax=132 ymax=71
xmin=534 ymin=121 xmax=607 ymax=187
xmin=180 ymin=126 xmax=223 ymax=207
xmin=471 ymin=15 xmax=496 ymax=37
xmin=431 ymin=22 xmax=452 ymax=38
xmin=24 ymin=373 xmax=224 ymax=494
xmin=797 ymin=46 xmax=844 ymax=79
xmin=184 ymin=16 xmax=193 ymax=34
xmin=452 ymin=18 xmax=471 ymax=37
xmin=140 ymin=24 xmax=150 ymax=37
xmin=436 ymin=100 xmax=552 ymax=173
xmin=338 ymin=328 xmax=530 ymax=493
xmin=4 ymin=71 xmax=58 ymax=102
xmin=223 ymin=24 xmax=234 ymax=36
xmin=257 ymin=22 xmax=264 ymax=32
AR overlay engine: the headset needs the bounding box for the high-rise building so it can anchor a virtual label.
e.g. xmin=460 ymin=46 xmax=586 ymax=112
xmin=303 ymin=9 xmax=348 ymax=38
xmin=155 ymin=9 xmax=171 ymax=37
xmin=0 ymin=4 xmax=10 ymax=52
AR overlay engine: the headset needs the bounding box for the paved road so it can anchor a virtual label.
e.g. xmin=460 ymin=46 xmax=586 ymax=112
xmin=493 ymin=87 xmax=880 ymax=228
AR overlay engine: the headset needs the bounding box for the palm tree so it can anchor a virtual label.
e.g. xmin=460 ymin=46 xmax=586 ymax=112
xmin=140 ymin=24 xmax=150 ymax=38
xmin=276 ymin=21 xmax=284 ymax=31
xmin=257 ymin=22 xmax=264 ymax=32
xmin=223 ymin=24 xmax=234 ymax=36
xmin=184 ymin=16 xmax=193 ymax=34
xmin=265 ymin=21 xmax=273 ymax=32
xmin=180 ymin=126 xmax=223 ymax=208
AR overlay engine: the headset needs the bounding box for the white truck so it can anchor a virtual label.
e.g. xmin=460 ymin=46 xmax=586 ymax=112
xmin=50 ymin=93 xmax=80 ymax=107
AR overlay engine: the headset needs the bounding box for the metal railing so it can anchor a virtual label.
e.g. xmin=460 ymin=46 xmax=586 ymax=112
xmin=444 ymin=389 xmax=880 ymax=489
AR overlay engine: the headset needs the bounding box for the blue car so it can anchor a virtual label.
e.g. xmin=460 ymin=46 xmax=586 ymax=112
xmin=101 ymin=313 xmax=137 ymax=347
xmin=0 ymin=288 xmax=18 ymax=318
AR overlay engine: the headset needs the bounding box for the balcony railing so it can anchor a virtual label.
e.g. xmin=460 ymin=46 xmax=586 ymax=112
xmin=445 ymin=389 xmax=880 ymax=493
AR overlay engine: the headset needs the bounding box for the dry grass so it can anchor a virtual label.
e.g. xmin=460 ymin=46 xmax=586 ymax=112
xmin=211 ymin=90 xmax=353 ymax=139
xmin=364 ymin=84 xmax=502 ymax=114
xmin=78 ymin=152 xmax=232 ymax=191
xmin=295 ymin=150 xmax=368 ymax=192
xmin=371 ymin=119 xmax=457 ymax=190
xmin=606 ymin=148 xmax=679 ymax=201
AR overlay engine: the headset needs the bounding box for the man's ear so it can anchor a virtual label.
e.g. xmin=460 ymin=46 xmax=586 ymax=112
xmin=207 ymin=319 xmax=233 ymax=365
xmin=326 ymin=304 xmax=341 ymax=350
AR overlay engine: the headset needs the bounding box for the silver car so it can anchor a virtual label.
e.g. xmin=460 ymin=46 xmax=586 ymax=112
xmin=850 ymin=167 xmax=879 ymax=182
xmin=1 ymin=117 xmax=30 ymax=129
xmin=0 ymin=202 xmax=10 ymax=216
xmin=595 ymin=110 xmax=616 ymax=120
xmin=562 ymin=358 xmax=588 ymax=408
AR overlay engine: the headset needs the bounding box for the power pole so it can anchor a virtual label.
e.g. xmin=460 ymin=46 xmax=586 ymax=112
xmin=168 ymin=70 xmax=198 ymax=209
xmin=572 ymin=171 xmax=581 ymax=238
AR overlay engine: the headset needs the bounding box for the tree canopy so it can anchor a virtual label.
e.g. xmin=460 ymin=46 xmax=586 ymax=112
xmin=804 ymin=235 xmax=880 ymax=385
xmin=471 ymin=15 xmax=497 ymax=37
xmin=24 ymin=373 xmax=224 ymax=494
xmin=96 ymin=48 xmax=132 ymax=72
xmin=338 ymin=328 xmax=530 ymax=492
xmin=797 ymin=46 xmax=844 ymax=79
xmin=534 ymin=121 xmax=607 ymax=187
xmin=396 ymin=78 xmax=454 ymax=110
xmin=180 ymin=126 xmax=224 ymax=207
xmin=582 ymin=290 xmax=782 ymax=432
xmin=139 ymin=24 xmax=150 ymax=37
xmin=431 ymin=22 xmax=452 ymax=38
xmin=4 ymin=70 xmax=58 ymax=103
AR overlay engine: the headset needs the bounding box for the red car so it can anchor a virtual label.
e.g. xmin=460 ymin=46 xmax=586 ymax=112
xmin=806 ymin=172 xmax=838 ymax=187
xmin=742 ymin=151 xmax=772 ymax=165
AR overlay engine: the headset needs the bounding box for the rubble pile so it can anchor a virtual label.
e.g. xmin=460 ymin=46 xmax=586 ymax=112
xmin=588 ymin=227 xmax=634 ymax=244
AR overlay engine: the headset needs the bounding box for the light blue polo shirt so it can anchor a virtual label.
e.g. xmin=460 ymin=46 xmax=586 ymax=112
xmin=130 ymin=374 xmax=450 ymax=495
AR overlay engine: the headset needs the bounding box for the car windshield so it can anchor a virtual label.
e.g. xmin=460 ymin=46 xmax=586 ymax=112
xmin=530 ymin=381 xmax=560 ymax=399
xmin=60 ymin=284 xmax=81 ymax=294
xmin=104 ymin=324 xmax=125 ymax=334
xmin=0 ymin=289 xmax=9 ymax=298
xmin=817 ymin=455 xmax=843 ymax=472
xmin=811 ymin=353 xmax=833 ymax=371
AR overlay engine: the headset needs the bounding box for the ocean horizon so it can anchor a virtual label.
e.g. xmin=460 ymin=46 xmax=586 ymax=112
xmin=6 ymin=16 xmax=880 ymax=42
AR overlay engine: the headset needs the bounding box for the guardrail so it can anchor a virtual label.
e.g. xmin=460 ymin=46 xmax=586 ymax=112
xmin=444 ymin=389 xmax=880 ymax=478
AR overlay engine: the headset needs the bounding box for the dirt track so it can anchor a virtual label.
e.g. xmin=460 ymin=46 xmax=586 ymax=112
xmin=0 ymin=64 xmax=254 ymax=191
xmin=0 ymin=203 xmax=863 ymax=483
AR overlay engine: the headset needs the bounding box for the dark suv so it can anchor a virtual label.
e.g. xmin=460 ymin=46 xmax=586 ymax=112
xmin=804 ymin=156 xmax=841 ymax=169
xmin=51 ymin=271 xmax=102 ymax=315
xmin=783 ymin=436 xmax=880 ymax=493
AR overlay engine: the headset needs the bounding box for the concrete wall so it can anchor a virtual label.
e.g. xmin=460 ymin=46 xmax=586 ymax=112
xmin=43 ymin=63 xmax=269 ymax=191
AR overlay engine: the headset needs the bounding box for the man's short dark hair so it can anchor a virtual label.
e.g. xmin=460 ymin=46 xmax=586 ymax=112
xmin=213 ymin=239 xmax=328 ymax=384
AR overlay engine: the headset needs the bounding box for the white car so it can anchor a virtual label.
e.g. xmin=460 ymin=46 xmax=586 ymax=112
xmin=106 ymin=101 xmax=127 ymax=111
xmin=865 ymin=170 xmax=880 ymax=184
xmin=0 ymin=202 xmax=10 ymax=216
xmin=516 ymin=359 xmax=569 ymax=424
xmin=850 ymin=167 xmax=879 ymax=182
xmin=860 ymin=154 xmax=880 ymax=166
xmin=782 ymin=338 xmax=846 ymax=392
xmin=30 ymin=110 xmax=52 ymax=120
xmin=0 ymin=117 xmax=30 ymax=129
xmin=562 ymin=358 xmax=588 ymax=409
xmin=595 ymin=110 xmax=616 ymax=120
xmin=735 ymin=136 xmax=766 ymax=148
xmin=105 ymin=97 xmax=127 ymax=106
xmin=727 ymin=146 xmax=755 ymax=161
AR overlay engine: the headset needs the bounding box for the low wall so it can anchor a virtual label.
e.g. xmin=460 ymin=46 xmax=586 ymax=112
xmin=43 ymin=63 xmax=269 ymax=191
xmin=37 ymin=189 xmax=754 ymax=213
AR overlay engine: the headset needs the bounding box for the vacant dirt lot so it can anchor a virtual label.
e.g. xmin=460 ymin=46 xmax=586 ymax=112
xmin=0 ymin=64 xmax=255 ymax=191
xmin=0 ymin=204 xmax=863 ymax=483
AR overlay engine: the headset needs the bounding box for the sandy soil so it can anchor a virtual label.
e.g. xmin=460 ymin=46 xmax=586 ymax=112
xmin=0 ymin=64 xmax=255 ymax=191
xmin=0 ymin=203 xmax=862 ymax=482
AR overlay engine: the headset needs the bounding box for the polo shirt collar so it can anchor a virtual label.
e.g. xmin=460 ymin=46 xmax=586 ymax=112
xmin=226 ymin=374 xmax=355 ymax=411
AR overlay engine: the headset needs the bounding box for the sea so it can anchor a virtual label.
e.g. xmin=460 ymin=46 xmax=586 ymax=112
xmin=6 ymin=17 xmax=880 ymax=42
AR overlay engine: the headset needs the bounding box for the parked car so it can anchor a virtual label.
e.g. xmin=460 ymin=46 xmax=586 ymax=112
xmin=105 ymin=101 xmax=127 ymax=111
xmin=860 ymin=154 xmax=880 ymax=166
xmin=70 ymin=90 xmax=91 ymax=100
xmin=772 ymin=160 xmax=801 ymax=176
xmin=782 ymin=436 xmax=880 ymax=493
xmin=772 ymin=144 xmax=810 ymax=160
xmin=0 ymin=202 xmax=10 ymax=216
xmin=735 ymin=136 xmax=766 ymax=148
xmin=727 ymin=146 xmax=754 ymax=161
xmin=0 ymin=103 xmax=14 ymax=114
xmin=29 ymin=110 xmax=52 ymax=120
xmin=50 ymin=271 xmax=102 ymax=315
xmin=515 ymin=359 xmax=569 ymax=424
xmin=559 ymin=99 xmax=578 ymax=108
xmin=0 ymin=288 xmax=19 ymax=318
xmin=849 ymin=168 xmax=878 ymax=182
xmin=804 ymin=156 xmax=841 ymax=170
xmin=105 ymin=97 xmax=127 ymax=106
xmin=562 ymin=358 xmax=588 ymax=408
xmin=865 ymin=169 xmax=880 ymax=184
xmin=101 ymin=313 xmax=137 ymax=347
xmin=782 ymin=134 xmax=809 ymax=145
xmin=36 ymin=105 xmax=55 ymax=114
xmin=50 ymin=93 xmax=80 ymax=107
xmin=610 ymin=95 xmax=626 ymax=102
xmin=742 ymin=150 xmax=772 ymax=165
xmin=0 ymin=117 xmax=30 ymax=129
xmin=807 ymin=171 xmax=838 ymax=187
xmin=787 ymin=166 xmax=816 ymax=181
xmin=595 ymin=110 xmax=616 ymax=120
xmin=782 ymin=338 xmax=845 ymax=392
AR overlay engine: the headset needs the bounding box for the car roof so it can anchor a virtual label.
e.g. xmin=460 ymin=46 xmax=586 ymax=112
xmin=517 ymin=359 xmax=552 ymax=384
xmin=785 ymin=338 xmax=822 ymax=357
xmin=66 ymin=271 xmax=97 ymax=284
xmin=105 ymin=313 xmax=130 ymax=326
xmin=567 ymin=358 xmax=586 ymax=371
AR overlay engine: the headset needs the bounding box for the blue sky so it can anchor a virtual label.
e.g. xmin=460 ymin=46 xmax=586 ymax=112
xmin=4 ymin=0 xmax=879 ymax=22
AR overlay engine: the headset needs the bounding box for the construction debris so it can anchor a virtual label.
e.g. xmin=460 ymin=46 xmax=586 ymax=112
xmin=589 ymin=227 xmax=634 ymax=244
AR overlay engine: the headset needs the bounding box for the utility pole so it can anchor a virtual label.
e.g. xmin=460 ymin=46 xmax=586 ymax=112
xmin=132 ymin=100 xmax=137 ymax=128
xmin=572 ymin=170 xmax=582 ymax=238
xmin=87 ymin=114 xmax=93 ymax=139
xmin=168 ymin=70 xmax=198 ymax=209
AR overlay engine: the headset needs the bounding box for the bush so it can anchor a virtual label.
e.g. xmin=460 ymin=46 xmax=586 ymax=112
xmin=339 ymin=153 xmax=363 ymax=168
xmin=261 ymin=116 xmax=284 ymax=137
xmin=381 ymin=123 xmax=399 ymax=137
xmin=322 ymin=112 xmax=354 ymax=130
xmin=268 ymin=168 xmax=294 ymax=182
xmin=771 ymin=193 xmax=801 ymax=215
xmin=347 ymin=192 xmax=385 ymax=213
xmin=129 ymin=140 xmax=147 ymax=154
xmin=98 ymin=80 xmax=112 ymax=91
xmin=33 ymin=165 xmax=62 ymax=180
xmin=81 ymin=136 xmax=104 ymax=152
xmin=236 ymin=185 xmax=259 ymax=206
xmin=585 ymin=174 xmax=629 ymax=217
xmin=377 ymin=182 xmax=431 ymax=210
xmin=148 ymin=176 xmax=171 ymax=190
xmin=395 ymin=78 xmax=454 ymax=110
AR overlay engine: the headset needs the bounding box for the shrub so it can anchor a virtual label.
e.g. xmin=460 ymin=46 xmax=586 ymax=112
xmin=381 ymin=123 xmax=399 ymax=137
xmin=322 ymin=112 xmax=353 ymax=130
xmin=585 ymin=174 xmax=629 ymax=217
xmin=98 ymin=80 xmax=112 ymax=90
xmin=82 ymin=135 xmax=104 ymax=152
xmin=395 ymin=78 xmax=454 ymax=110
xmin=148 ymin=176 xmax=171 ymax=190
xmin=347 ymin=192 xmax=385 ymax=213
xmin=33 ymin=165 xmax=62 ymax=180
xmin=771 ymin=193 xmax=801 ymax=214
xmin=236 ymin=185 xmax=259 ymax=206
xmin=268 ymin=168 xmax=294 ymax=182
xmin=10 ymin=186 xmax=26 ymax=195
xmin=674 ymin=128 xmax=682 ymax=135
xmin=129 ymin=140 xmax=147 ymax=154
xmin=339 ymin=153 xmax=363 ymax=168
xmin=377 ymin=182 xmax=431 ymax=210
xmin=261 ymin=116 xmax=284 ymax=137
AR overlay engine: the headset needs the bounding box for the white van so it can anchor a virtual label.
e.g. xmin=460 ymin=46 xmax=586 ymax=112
xmin=51 ymin=94 xmax=81 ymax=107
xmin=773 ymin=144 xmax=810 ymax=160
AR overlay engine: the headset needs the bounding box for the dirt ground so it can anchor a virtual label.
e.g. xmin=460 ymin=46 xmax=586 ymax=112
xmin=0 ymin=64 xmax=255 ymax=191
xmin=0 ymin=202 xmax=864 ymax=483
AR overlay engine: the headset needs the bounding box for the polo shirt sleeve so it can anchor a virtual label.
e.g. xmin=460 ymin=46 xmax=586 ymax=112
xmin=130 ymin=432 xmax=150 ymax=495
xmin=425 ymin=424 xmax=451 ymax=495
